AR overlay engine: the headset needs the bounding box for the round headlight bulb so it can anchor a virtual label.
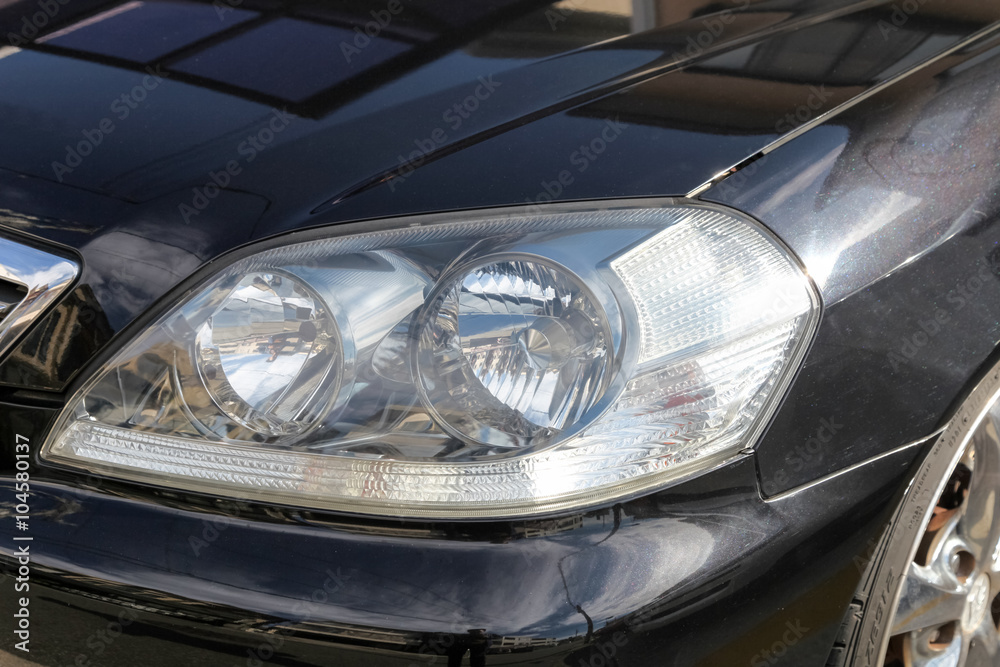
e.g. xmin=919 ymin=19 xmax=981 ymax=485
xmin=195 ymin=272 xmax=341 ymax=437
xmin=416 ymin=257 xmax=613 ymax=449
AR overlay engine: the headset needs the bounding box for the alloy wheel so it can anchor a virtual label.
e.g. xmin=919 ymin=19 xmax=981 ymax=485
xmin=883 ymin=403 xmax=1000 ymax=666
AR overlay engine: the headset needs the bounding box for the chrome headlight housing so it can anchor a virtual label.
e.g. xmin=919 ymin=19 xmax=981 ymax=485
xmin=41 ymin=201 xmax=819 ymax=518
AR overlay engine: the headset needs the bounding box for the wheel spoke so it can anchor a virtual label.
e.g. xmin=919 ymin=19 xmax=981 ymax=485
xmin=893 ymin=562 xmax=967 ymax=635
xmin=878 ymin=377 xmax=1000 ymax=667
xmin=903 ymin=625 xmax=962 ymax=667
xmin=961 ymin=631 xmax=997 ymax=667
xmin=956 ymin=423 xmax=1000 ymax=565
xmin=969 ymin=609 xmax=999 ymax=660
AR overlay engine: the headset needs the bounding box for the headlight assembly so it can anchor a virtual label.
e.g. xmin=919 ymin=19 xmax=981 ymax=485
xmin=41 ymin=201 xmax=819 ymax=518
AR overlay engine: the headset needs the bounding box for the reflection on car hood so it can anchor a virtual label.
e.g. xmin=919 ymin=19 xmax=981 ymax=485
xmin=0 ymin=0 xmax=983 ymax=216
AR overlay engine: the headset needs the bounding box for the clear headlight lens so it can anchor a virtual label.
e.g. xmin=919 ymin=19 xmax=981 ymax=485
xmin=417 ymin=258 xmax=613 ymax=449
xmin=193 ymin=272 xmax=341 ymax=436
xmin=42 ymin=202 xmax=819 ymax=518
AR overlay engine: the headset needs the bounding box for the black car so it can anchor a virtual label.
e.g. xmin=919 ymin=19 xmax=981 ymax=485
xmin=3 ymin=1 xmax=1000 ymax=666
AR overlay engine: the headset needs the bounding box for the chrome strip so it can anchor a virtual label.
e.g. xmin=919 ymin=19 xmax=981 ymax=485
xmin=0 ymin=236 xmax=79 ymax=361
xmin=686 ymin=20 xmax=1000 ymax=199
xmin=762 ymin=427 xmax=944 ymax=503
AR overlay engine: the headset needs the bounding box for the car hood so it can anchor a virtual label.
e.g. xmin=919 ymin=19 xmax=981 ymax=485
xmin=0 ymin=0 xmax=933 ymax=221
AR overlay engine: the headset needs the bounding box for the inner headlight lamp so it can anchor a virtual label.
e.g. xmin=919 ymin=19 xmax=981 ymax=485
xmin=42 ymin=201 xmax=819 ymax=518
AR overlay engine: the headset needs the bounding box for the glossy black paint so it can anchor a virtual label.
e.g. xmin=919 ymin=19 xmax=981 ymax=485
xmin=1 ymin=0 xmax=1000 ymax=665
xmin=705 ymin=27 xmax=1000 ymax=494
xmin=5 ymin=0 xmax=1000 ymax=391
xmin=0 ymin=426 xmax=927 ymax=666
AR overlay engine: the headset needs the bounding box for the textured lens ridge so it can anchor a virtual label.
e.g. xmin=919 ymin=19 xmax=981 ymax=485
xmin=611 ymin=210 xmax=811 ymax=366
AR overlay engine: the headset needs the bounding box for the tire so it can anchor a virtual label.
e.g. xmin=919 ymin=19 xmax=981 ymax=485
xmin=828 ymin=360 xmax=1000 ymax=667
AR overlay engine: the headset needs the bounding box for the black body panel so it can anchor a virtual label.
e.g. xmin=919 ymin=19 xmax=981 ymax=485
xmin=0 ymin=431 xmax=926 ymax=666
xmin=705 ymin=28 xmax=1000 ymax=494
xmin=1 ymin=0 xmax=999 ymax=665
xmin=2 ymin=0 xmax=997 ymax=392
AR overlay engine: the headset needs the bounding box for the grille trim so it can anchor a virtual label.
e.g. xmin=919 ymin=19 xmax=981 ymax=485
xmin=0 ymin=236 xmax=79 ymax=362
